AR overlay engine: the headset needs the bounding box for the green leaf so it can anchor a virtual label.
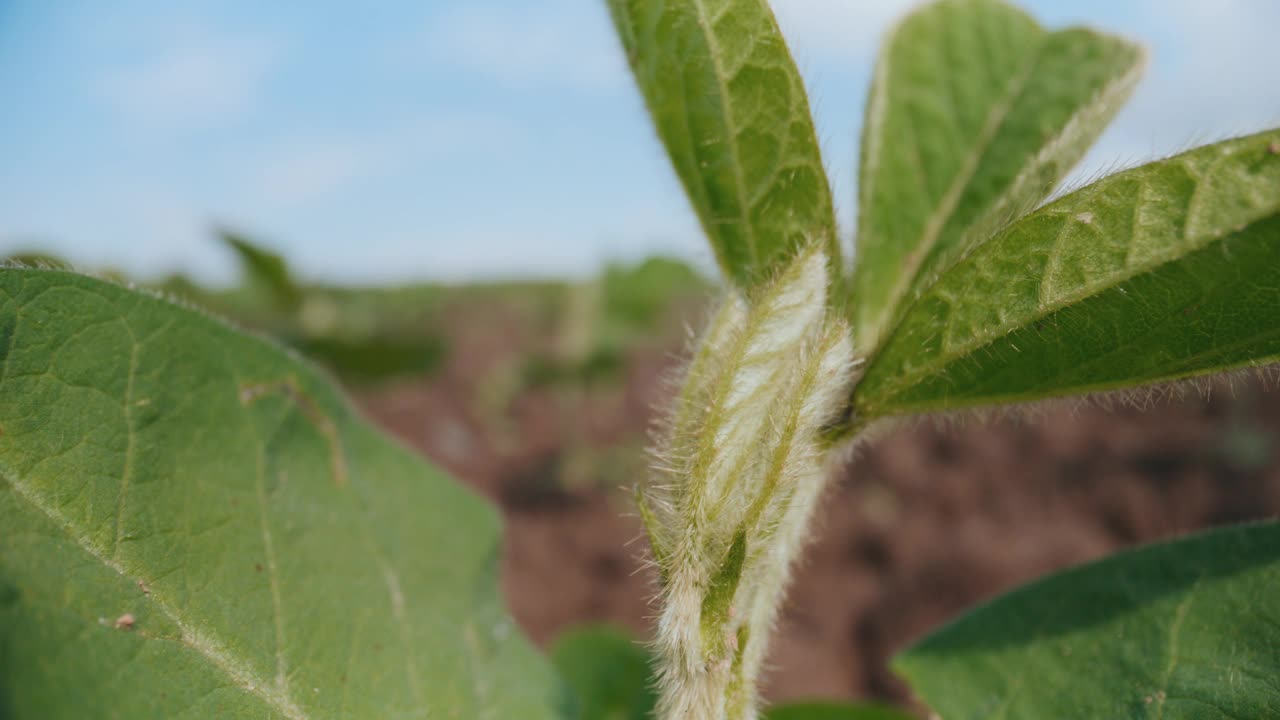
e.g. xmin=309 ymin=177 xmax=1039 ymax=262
xmin=852 ymin=0 xmax=1144 ymax=351
xmin=608 ymin=0 xmax=838 ymax=289
xmin=551 ymin=625 xmax=656 ymax=720
xmin=221 ymin=229 xmax=302 ymax=310
xmin=0 ymin=269 xmax=559 ymax=718
xmin=896 ymin=521 xmax=1280 ymax=720
xmin=764 ymin=701 xmax=915 ymax=720
xmin=289 ymin=333 xmax=448 ymax=385
xmin=855 ymin=129 xmax=1280 ymax=419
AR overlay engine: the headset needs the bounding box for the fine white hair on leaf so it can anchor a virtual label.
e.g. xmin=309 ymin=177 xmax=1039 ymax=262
xmin=640 ymin=245 xmax=858 ymax=720
xmin=853 ymin=359 xmax=1280 ymax=446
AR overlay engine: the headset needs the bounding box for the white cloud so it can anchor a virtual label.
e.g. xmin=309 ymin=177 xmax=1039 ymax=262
xmin=97 ymin=28 xmax=280 ymax=130
xmin=251 ymin=139 xmax=384 ymax=208
xmin=1068 ymin=0 xmax=1280 ymax=183
xmin=399 ymin=110 xmax=528 ymax=156
xmin=1137 ymin=0 xmax=1280 ymax=130
xmin=21 ymin=181 xmax=231 ymax=282
xmin=770 ymin=0 xmax=918 ymax=63
xmin=240 ymin=110 xmax=525 ymax=211
xmin=416 ymin=1 xmax=627 ymax=92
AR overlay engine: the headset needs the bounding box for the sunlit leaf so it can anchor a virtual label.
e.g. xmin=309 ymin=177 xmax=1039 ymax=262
xmin=852 ymin=0 xmax=1143 ymax=351
xmin=856 ymin=129 xmax=1280 ymax=419
xmin=609 ymin=0 xmax=838 ymax=289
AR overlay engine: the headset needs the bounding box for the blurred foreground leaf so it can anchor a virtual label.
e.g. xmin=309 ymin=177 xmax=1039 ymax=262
xmin=552 ymin=625 xmax=656 ymax=720
xmin=897 ymin=521 xmax=1280 ymax=719
xmin=0 ymin=268 xmax=558 ymax=718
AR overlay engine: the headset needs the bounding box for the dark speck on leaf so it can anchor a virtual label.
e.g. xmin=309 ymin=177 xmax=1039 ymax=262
xmin=255 ymin=563 xmax=264 ymax=573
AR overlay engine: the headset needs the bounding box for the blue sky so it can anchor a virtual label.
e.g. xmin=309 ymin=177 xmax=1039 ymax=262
xmin=2 ymin=0 xmax=1278 ymax=285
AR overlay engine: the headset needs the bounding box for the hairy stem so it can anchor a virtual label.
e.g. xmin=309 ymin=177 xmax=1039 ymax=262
xmin=640 ymin=248 xmax=858 ymax=719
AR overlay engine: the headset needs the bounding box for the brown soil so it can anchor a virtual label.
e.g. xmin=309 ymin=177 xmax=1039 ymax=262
xmin=354 ymin=321 xmax=1280 ymax=711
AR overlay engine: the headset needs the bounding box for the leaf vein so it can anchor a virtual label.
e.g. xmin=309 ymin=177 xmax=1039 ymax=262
xmin=875 ymin=35 xmax=1045 ymax=345
xmin=1154 ymin=581 xmax=1198 ymax=720
xmin=688 ymin=0 xmax=760 ymax=270
xmin=253 ymin=454 xmax=291 ymax=699
xmin=1 ymin=465 xmax=310 ymax=720
xmin=111 ymin=331 xmax=140 ymax=560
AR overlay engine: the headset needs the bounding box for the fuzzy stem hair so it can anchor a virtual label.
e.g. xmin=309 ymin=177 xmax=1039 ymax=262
xmin=639 ymin=247 xmax=858 ymax=719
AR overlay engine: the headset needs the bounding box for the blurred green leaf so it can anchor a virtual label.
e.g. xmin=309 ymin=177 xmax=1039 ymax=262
xmin=552 ymin=625 xmax=656 ymax=720
xmin=896 ymin=521 xmax=1280 ymax=719
xmin=855 ymin=129 xmax=1280 ymax=419
xmin=220 ymin=229 xmax=302 ymax=310
xmin=291 ymin=333 xmax=448 ymax=384
xmin=600 ymin=256 xmax=708 ymax=335
xmin=608 ymin=0 xmax=838 ymax=289
xmin=0 ymin=268 xmax=559 ymax=718
xmin=852 ymin=0 xmax=1143 ymax=351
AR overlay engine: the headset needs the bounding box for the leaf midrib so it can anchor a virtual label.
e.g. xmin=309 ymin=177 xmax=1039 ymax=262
xmin=689 ymin=0 xmax=760 ymax=274
xmin=861 ymin=208 xmax=1280 ymax=411
xmin=1 ymin=464 xmax=311 ymax=720
xmin=874 ymin=312 xmax=1280 ymax=416
xmin=865 ymin=31 xmax=1046 ymax=349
